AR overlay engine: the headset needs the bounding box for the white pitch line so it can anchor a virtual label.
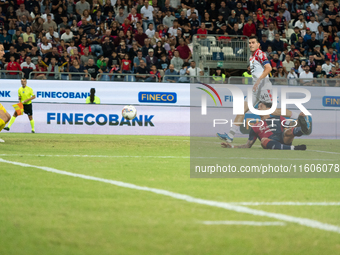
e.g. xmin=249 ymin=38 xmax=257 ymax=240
xmin=1 ymin=158 xmax=340 ymax=234
xmin=309 ymin=150 xmax=340 ymax=155
xmin=202 ymin=221 xmax=286 ymax=226
xmin=230 ymin=202 xmax=340 ymax=206
xmin=0 ymin=154 xmax=336 ymax=161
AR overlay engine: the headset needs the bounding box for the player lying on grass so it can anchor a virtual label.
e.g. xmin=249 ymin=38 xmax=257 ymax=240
xmin=217 ymin=36 xmax=301 ymax=143
xmin=221 ymin=102 xmax=312 ymax=150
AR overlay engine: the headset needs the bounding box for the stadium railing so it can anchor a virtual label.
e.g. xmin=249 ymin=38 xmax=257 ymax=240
xmin=28 ymin=71 xmax=91 ymax=80
xmin=192 ymin=34 xmax=250 ymax=70
xmin=227 ymin=76 xmax=340 ymax=87
xmin=0 ymin=70 xmax=24 ymax=79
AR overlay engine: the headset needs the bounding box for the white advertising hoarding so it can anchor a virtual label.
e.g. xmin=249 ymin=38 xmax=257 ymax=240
xmin=1 ymin=103 xmax=190 ymax=136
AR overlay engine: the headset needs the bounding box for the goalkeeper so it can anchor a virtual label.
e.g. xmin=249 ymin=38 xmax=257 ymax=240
xmin=4 ymin=78 xmax=36 ymax=133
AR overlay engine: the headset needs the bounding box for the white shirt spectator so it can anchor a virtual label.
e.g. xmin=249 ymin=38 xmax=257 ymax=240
xmin=168 ymin=26 xmax=181 ymax=37
xmin=61 ymin=31 xmax=74 ymax=43
xmin=295 ymin=20 xmax=307 ymax=30
xmin=141 ymin=5 xmax=154 ymax=20
xmin=46 ymin=31 xmax=59 ymax=41
xmin=41 ymin=13 xmax=55 ymax=22
xmin=298 ymin=65 xmax=305 ymax=74
xmin=322 ymin=63 xmax=335 ymax=74
xmin=307 ymin=21 xmax=319 ymax=32
xmin=310 ymin=3 xmax=319 ymax=14
xmin=187 ymin=66 xmax=202 ymax=76
xmin=39 ymin=42 xmax=53 ymax=52
xmin=170 ymin=0 xmax=180 ymax=9
xmin=163 ymin=15 xmax=176 ymax=28
xmin=283 ymin=59 xmax=294 ymax=71
xmin=186 ymin=9 xmax=198 ymax=18
xmin=299 ymin=71 xmax=313 ymax=82
xmin=20 ymin=62 xmax=36 ymax=71
xmin=76 ymin=0 xmax=91 ymax=15
xmin=287 ymin=71 xmax=298 ymax=85
xmin=145 ymin=28 xmax=155 ymax=38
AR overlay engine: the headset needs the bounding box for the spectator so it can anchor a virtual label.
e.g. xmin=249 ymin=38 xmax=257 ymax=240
xmin=176 ymin=38 xmax=191 ymax=62
xmin=325 ymin=47 xmax=338 ymax=64
xmin=32 ymin=17 xmax=44 ymax=35
xmin=41 ymin=8 xmax=54 ymax=22
xmin=16 ymin=4 xmax=31 ymax=22
xmin=102 ymin=0 xmax=114 ymax=17
xmin=306 ymin=32 xmax=319 ymax=53
xmin=322 ymin=58 xmax=334 ymax=74
xmin=282 ymin=54 xmax=294 ymax=74
xmin=145 ymin=23 xmax=155 ymax=38
xmin=145 ymin=48 xmax=158 ymax=68
xmin=87 ymin=28 xmax=102 ymax=57
xmin=108 ymin=51 xmax=120 ymax=72
xmin=243 ymin=18 xmax=256 ymax=37
xmin=135 ymin=59 xmax=149 ymax=82
xmin=229 ymin=23 xmax=243 ymax=38
xmin=133 ymin=50 xmax=146 ymax=69
xmin=20 ymin=56 xmax=36 ymax=79
xmin=177 ymin=11 xmax=189 ymax=28
xmin=121 ymin=53 xmax=132 ymax=74
xmin=0 ymin=30 xmax=12 ymax=51
xmin=141 ymin=38 xmax=152 ymax=57
xmin=86 ymin=58 xmax=101 ymax=81
xmin=44 ymin=56 xmax=60 ymax=80
xmin=264 ymin=22 xmax=278 ymax=42
xmin=313 ymin=65 xmax=327 ymax=84
xmin=219 ymin=1 xmax=230 ymax=21
xmin=270 ymin=53 xmax=283 ymax=72
xmin=276 ymin=10 xmax=287 ymax=35
xmin=61 ymin=26 xmax=73 ymax=44
xmin=18 ymin=15 xmax=31 ymax=33
xmin=79 ymin=47 xmax=93 ymax=66
xmin=326 ymin=66 xmax=340 ymax=86
xmin=76 ymin=0 xmax=90 ymax=18
xmin=186 ymin=60 xmax=202 ymax=77
xmin=34 ymin=57 xmax=47 ymax=79
xmin=43 ymin=14 xmax=57 ymax=31
xmin=307 ymin=16 xmax=319 ymax=33
xmin=44 ymin=46 xmax=60 ymax=64
xmin=141 ymin=0 xmax=155 ymax=32
xmin=307 ymin=55 xmax=316 ymax=73
xmin=117 ymin=41 xmax=128 ymax=60
xmin=30 ymin=5 xmax=41 ymax=19
xmin=310 ymin=0 xmax=319 ymax=15
xmin=4 ymin=46 xmax=19 ymax=63
xmin=164 ymin=64 xmax=178 ymax=82
xmin=163 ymin=10 xmax=175 ymax=29
xmin=178 ymin=63 xmax=190 ymax=83
xmin=304 ymin=28 xmax=312 ymax=42
xmin=170 ymin=50 xmax=183 ymax=72
xmin=154 ymin=41 xmax=166 ymax=59
xmin=332 ymin=36 xmax=340 ymax=59
xmin=313 ymin=45 xmax=325 ymax=66
xmin=321 ymin=17 xmax=332 ymax=33
xmin=260 ymin=34 xmax=271 ymax=52
xmin=295 ymin=13 xmax=307 ymax=31
xmin=93 ymin=10 xmax=104 ymax=26
xmin=189 ymin=12 xmax=200 ymax=35
xmin=69 ymin=58 xmax=87 ymax=80
xmin=46 ymin=26 xmax=59 ymax=45
xmin=295 ymin=36 xmax=307 ymax=56
xmin=158 ymin=54 xmax=169 ymax=71
xmin=168 ymin=20 xmax=181 ymax=38
xmin=304 ymin=5 xmax=315 ymax=23
xmin=299 ymin=65 xmax=313 ymax=85
xmin=145 ymin=64 xmax=161 ymax=82
xmin=15 ymin=37 xmax=27 ymax=54
xmin=102 ymin=36 xmax=115 ymax=58
xmin=272 ymin=33 xmax=284 ymax=55
xmin=127 ymin=8 xmax=142 ymax=29
xmin=287 ymin=67 xmax=298 ymax=85
xmin=6 ymin=55 xmax=22 ymax=77
xmin=115 ymin=7 xmax=128 ymax=25
xmin=290 ymin=27 xmax=301 ymax=45
xmin=22 ymin=27 xmax=35 ymax=43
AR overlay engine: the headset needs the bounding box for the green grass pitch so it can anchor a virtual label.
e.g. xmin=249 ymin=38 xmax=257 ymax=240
xmin=0 ymin=133 xmax=340 ymax=255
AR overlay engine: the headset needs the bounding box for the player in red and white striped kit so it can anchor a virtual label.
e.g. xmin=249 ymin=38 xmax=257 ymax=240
xmin=217 ymin=36 xmax=300 ymax=142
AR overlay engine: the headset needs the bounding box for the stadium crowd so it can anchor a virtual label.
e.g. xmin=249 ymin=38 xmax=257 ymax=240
xmin=0 ymin=0 xmax=340 ymax=84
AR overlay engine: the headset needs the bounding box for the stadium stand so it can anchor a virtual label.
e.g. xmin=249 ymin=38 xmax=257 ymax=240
xmin=0 ymin=0 xmax=339 ymax=85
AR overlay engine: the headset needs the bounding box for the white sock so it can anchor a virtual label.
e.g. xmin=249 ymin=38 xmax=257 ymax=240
xmin=291 ymin=146 xmax=295 ymax=150
xmin=290 ymin=111 xmax=299 ymax=119
xmin=228 ymin=125 xmax=239 ymax=138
